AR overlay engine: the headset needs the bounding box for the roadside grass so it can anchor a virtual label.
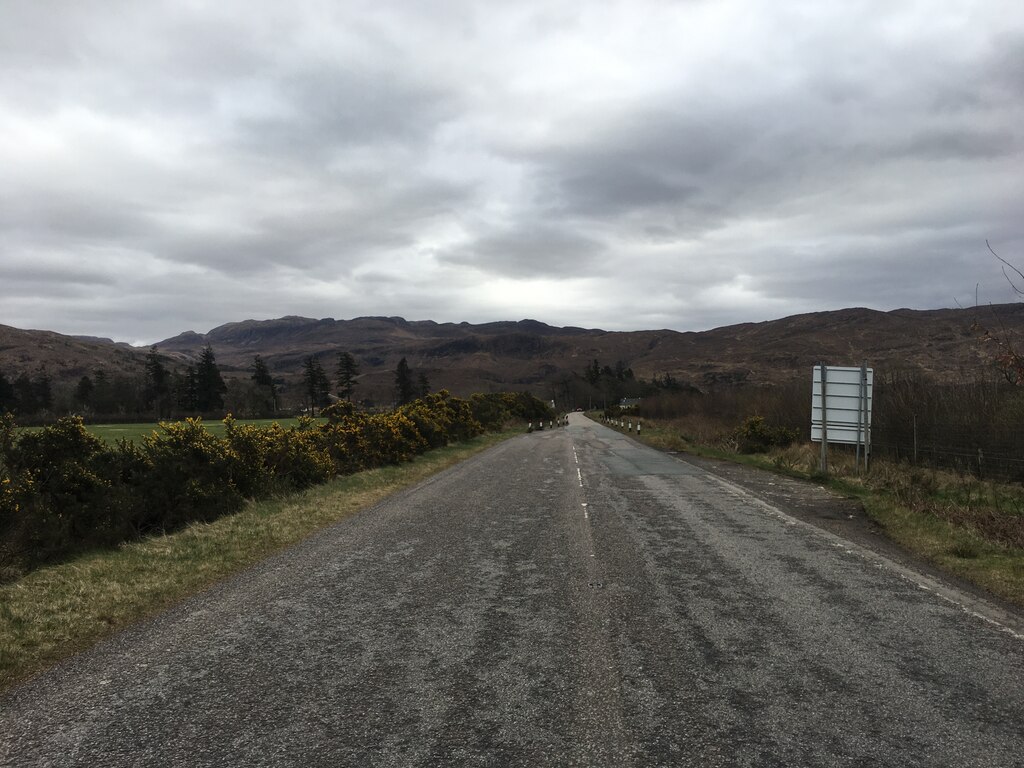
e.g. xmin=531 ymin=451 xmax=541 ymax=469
xmin=0 ymin=428 xmax=518 ymax=694
xmin=599 ymin=415 xmax=1024 ymax=607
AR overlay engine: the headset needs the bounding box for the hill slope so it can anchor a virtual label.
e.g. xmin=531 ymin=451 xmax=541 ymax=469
xmin=2 ymin=304 xmax=1021 ymax=399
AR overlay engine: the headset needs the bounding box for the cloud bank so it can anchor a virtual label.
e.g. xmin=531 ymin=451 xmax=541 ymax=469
xmin=1 ymin=0 xmax=1022 ymax=343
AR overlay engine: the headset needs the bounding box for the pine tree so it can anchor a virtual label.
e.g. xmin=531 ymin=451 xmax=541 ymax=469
xmin=13 ymin=373 xmax=37 ymax=414
xmin=250 ymin=355 xmax=278 ymax=413
xmin=417 ymin=372 xmax=430 ymax=398
xmin=0 ymin=371 xmax=14 ymax=413
xmin=33 ymin=369 xmax=52 ymax=412
xmin=394 ymin=357 xmax=416 ymax=406
xmin=335 ymin=351 xmax=360 ymax=401
xmin=74 ymin=375 xmax=94 ymax=408
xmin=144 ymin=346 xmax=171 ymax=418
xmin=195 ymin=346 xmax=227 ymax=413
xmin=177 ymin=365 xmax=199 ymax=412
xmin=92 ymin=369 xmax=116 ymax=415
xmin=302 ymin=356 xmax=331 ymax=415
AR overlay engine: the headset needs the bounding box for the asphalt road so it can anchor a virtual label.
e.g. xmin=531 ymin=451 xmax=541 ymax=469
xmin=2 ymin=414 xmax=1023 ymax=767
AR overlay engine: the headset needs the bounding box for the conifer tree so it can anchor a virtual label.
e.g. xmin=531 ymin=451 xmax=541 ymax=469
xmin=250 ymin=355 xmax=278 ymax=412
xmin=177 ymin=365 xmax=199 ymax=412
xmin=302 ymin=356 xmax=331 ymax=415
xmin=394 ymin=357 xmax=416 ymax=406
xmin=335 ymin=351 xmax=360 ymax=401
xmin=74 ymin=375 xmax=94 ymax=409
xmin=144 ymin=346 xmax=172 ymax=418
xmin=0 ymin=371 xmax=14 ymax=413
xmin=92 ymin=369 xmax=117 ymax=415
xmin=195 ymin=346 xmax=227 ymax=413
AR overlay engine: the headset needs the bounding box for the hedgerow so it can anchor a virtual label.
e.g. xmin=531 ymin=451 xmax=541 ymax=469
xmin=0 ymin=390 xmax=550 ymax=579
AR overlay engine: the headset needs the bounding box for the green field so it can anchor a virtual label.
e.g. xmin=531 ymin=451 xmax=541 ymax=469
xmin=74 ymin=418 xmax=327 ymax=444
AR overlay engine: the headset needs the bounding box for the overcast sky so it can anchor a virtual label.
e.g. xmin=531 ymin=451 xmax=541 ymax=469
xmin=1 ymin=0 xmax=1022 ymax=344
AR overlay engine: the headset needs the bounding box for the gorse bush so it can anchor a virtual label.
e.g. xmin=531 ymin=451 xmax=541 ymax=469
xmin=730 ymin=416 xmax=800 ymax=454
xmin=0 ymin=415 xmax=135 ymax=572
xmin=223 ymin=417 xmax=333 ymax=494
xmin=0 ymin=390 xmax=548 ymax=579
xmin=136 ymin=418 xmax=246 ymax=532
xmin=470 ymin=392 xmax=552 ymax=430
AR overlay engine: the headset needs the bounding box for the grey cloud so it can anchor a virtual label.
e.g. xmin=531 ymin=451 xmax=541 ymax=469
xmin=884 ymin=128 xmax=1017 ymax=161
xmin=0 ymin=193 xmax=155 ymax=244
xmin=148 ymin=172 xmax=473 ymax=276
xmin=439 ymin=225 xmax=607 ymax=278
xmin=721 ymin=231 xmax=995 ymax=314
xmin=553 ymin=164 xmax=701 ymax=219
xmin=511 ymin=111 xmax=756 ymax=221
xmin=0 ymin=261 xmax=114 ymax=288
xmin=233 ymin=68 xmax=459 ymax=164
xmin=984 ymin=32 xmax=1024 ymax=100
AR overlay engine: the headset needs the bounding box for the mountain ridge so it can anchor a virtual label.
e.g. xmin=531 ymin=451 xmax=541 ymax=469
xmin=1 ymin=304 xmax=1021 ymax=400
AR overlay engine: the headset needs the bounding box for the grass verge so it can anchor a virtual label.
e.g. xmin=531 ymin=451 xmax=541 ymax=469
xmin=600 ymin=415 xmax=1024 ymax=607
xmin=0 ymin=428 xmax=518 ymax=694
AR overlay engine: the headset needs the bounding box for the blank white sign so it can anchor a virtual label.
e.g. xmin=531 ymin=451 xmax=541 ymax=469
xmin=811 ymin=365 xmax=873 ymax=445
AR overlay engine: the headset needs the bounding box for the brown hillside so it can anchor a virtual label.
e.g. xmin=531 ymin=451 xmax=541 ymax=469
xmin=0 ymin=325 xmax=150 ymax=381
xmin=1 ymin=304 xmax=1021 ymax=400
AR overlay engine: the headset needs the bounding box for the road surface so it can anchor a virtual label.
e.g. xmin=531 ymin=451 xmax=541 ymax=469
xmin=2 ymin=414 xmax=1022 ymax=766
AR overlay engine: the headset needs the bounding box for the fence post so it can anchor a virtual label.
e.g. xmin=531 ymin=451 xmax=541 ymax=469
xmin=913 ymin=413 xmax=918 ymax=465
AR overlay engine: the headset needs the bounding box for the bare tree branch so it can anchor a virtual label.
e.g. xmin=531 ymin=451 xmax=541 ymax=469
xmin=987 ymin=239 xmax=1024 ymax=297
xmin=972 ymin=241 xmax=1024 ymax=385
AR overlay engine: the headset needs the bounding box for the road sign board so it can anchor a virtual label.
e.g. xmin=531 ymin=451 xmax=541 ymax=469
xmin=811 ymin=364 xmax=873 ymax=445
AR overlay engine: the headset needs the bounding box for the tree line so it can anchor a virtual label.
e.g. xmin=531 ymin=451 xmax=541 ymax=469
xmin=1 ymin=346 xmax=436 ymax=422
xmin=548 ymin=357 xmax=699 ymax=411
xmin=299 ymin=353 xmax=430 ymax=416
xmin=0 ymin=346 xmax=236 ymax=422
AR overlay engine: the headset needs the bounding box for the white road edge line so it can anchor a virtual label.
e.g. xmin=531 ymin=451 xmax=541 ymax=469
xmin=698 ymin=469 xmax=1024 ymax=641
xmin=577 ymin=468 xmax=584 ymax=487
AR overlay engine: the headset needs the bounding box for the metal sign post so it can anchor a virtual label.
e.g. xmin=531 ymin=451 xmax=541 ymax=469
xmin=819 ymin=363 xmax=828 ymax=474
xmin=855 ymin=361 xmax=870 ymax=472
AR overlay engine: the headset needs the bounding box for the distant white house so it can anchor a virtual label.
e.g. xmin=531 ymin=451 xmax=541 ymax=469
xmin=619 ymin=397 xmax=641 ymax=409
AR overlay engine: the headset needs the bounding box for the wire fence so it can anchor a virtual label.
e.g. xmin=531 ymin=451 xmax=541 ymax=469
xmin=872 ymin=420 xmax=1024 ymax=483
xmin=866 ymin=372 xmax=1024 ymax=482
xmin=635 ymin=369 xmax=1024 ymax=483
